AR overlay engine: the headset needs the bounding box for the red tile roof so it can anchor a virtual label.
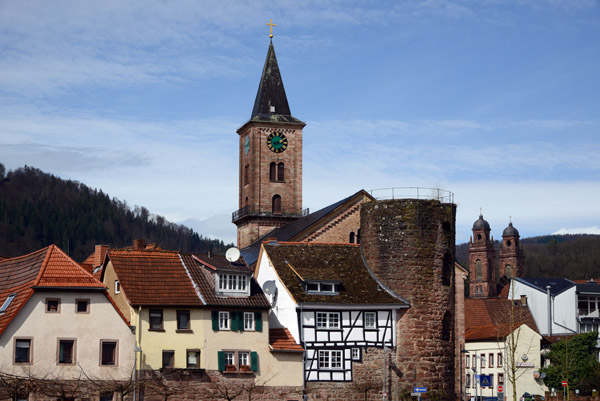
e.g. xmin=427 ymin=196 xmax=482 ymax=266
xmin=465 ymin=298 xmax=538 ymax=341
xmin=0 ymin=245 xmax=106 ymax=335
xmin=269 ymin=327 xmax=303 ymax=352
xmin=107 ymin=249 xmax=203 ymax=306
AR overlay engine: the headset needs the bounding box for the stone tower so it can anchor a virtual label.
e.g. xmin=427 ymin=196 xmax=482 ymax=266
xmin=468 ymin=213 xmax=496 ymax=298
xmin=361 ymin=198 xmax=456 ymax=400
xmin=233 ymin=40 xmax=306 ymax=249
xmin=499 ymin=221 xmax=525 ymax=279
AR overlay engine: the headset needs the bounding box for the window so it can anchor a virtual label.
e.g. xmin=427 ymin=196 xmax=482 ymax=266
xmin=187 ymin=349 xmax=200 ymax=368
xmin=114 ymin=280 xmax=120 ymax=294
xmin=351 ymin=348 xmax=361 ymax=360
xmin=506 ymin=264 xmax=513 ymax=278
xmin=357 ymin=229 xmax=361 ymax=244
xmin=217 ymin=273 xmax=248 ymax=293
xmin=149 ymin=309 xmax=163 ymax=330
xmin=0 ymin=293 xmax=16 ymax=313
xmin=349 ymin=232 xmax=355 ymax=243
xmin=58 ymin=339 xmax=76 ymax=365
xmin=244 ymin=312 xmax=255 ymax=331
xmin=46 ymin=298 xmax=60 ymax=313
xmin=76 ymin=299 xmax=90 ymax=313
xmin=218 ymin=350 xmax=258 ymax=372
xmin=100 ymin=393 xmax=113 ymax=401
xmin=489 ymin=353 xmax=494 ymax=368
xmin=466 ymin=373 xmax=471 ymax=388
xmin=101 ymin=341 xmax=117 ymax=366
xmin=465 ymin=354 xmax=470 ymax=368
xmin=364 ymin=312 xmax=376 ymax=329
xmin=14 ymin=338 xmax=31 ymax=364
xmin=498 ymin=373 xmax=504 ymax=385
xmin=480 ymin=354 xmax=486 ymax=368
xmin=272 ymin=195 xmax=282 ymax=214
xmin=269 ymin=162 xmax=285 ymax=182
xmin=305 ymin=282 xmax=339 ymax=294
xmin=162 ymin=350 xmax=174 ymax=368
xmin=475 ymin=259 xmax=482 ymax=278
xmin=318 ymin=350 xmax=343 ymax=370
xmin=177 ymin=310 xmax=191 ymax=331
xmin=497 ymin=353 xmax=503 ymax=367
xmin=488 ymin=374 xmax=494 ymax=387
xmin=277 ymin=162 xmax=284 ymax=181
xmin=316 ymin=312 xmax=340 ymax=329
xmin=219 ymin=311 xmax=230 ymax=330
xmin=270 ymin=162 xmax=276 ymax=181
xmin=244 ymin=164 xmax=249 ymax=185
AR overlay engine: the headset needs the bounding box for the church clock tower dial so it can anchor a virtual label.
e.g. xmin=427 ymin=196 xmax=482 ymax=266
xmin=233 ymin=22 xmax=306 ymax=249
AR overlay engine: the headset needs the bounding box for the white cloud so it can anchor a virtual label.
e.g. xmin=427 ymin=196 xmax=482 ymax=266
xmin=552 ymin=226 xmax=600 ymax=235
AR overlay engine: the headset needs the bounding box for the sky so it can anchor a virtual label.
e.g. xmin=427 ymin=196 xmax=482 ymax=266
xmin=1 ymin=0 xmax=599 ymax=245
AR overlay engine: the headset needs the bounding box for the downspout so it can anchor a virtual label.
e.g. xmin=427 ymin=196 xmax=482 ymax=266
xmin=135 ymin=305 xmax=142 ymax=401
xmin=546 ymin=286 xmax=552 ymax=336
xmin=300 ymin=302 xmax=306 ymax=400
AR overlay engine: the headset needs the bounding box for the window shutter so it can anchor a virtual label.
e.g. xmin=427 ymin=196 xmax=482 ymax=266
xmin=255 ymin=312 xmax=262 ymax=332
xmin=250 ymin=351 xmax=258 ymax=371
xmin=212 ymin=311 xmax=219 ymax=331
xmin=231 ymin=311 xmax=239 ymax=331
xmin=218 ymin=351 xmax=225 ymax=371
xmin=239 ymin=311 xmax=245 ymax=332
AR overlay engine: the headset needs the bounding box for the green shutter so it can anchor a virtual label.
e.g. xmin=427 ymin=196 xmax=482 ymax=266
xmin=212 ymin=311 xmax=219 ymax=331
xmin=255 ymin=312 xmax=262 ymax=332
xmin=250 ymin=351 xmax=258 ymax=371
xmin=218 ymin=351 xmax=225 ymax=371
xmin=230 ymin=311 xmax=238 ymax=331
xmin=239 ymin=311 xmax=245 ymax=332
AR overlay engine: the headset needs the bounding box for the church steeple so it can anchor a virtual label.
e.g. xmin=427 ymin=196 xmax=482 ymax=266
xmin=249 ymin=41 xmax=303 ymax=125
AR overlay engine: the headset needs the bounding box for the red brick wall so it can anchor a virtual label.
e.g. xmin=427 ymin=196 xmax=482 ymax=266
xmin=360 ymin=199 xmax=457 ymax=401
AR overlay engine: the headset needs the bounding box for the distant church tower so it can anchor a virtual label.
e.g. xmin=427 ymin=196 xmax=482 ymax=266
xmin=233 ymin=38 xmax=306 ymax=249
xmin=499 ymin=221 xmax=525 ymax=279
xmin=468 ymin=213 xmax=496 ymax=297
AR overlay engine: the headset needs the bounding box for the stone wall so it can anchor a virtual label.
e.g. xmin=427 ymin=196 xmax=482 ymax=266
xmin=360 ymin=199 xmax=457 ymax=401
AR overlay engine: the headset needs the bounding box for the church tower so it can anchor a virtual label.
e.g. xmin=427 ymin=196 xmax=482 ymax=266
xmin=468 ymin=213 xmax=497 ymax=297
xmin=499 ymin=221 xmax=525 ymax=279
xmin=233 ymin=38 xmax=306 ymax=249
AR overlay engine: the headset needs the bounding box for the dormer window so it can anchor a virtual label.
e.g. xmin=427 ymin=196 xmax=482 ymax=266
xmin=305 ymin=281 xmax=340 ymax=294
xmin=217 ymin=273 xmax=250 ymax=296
xmin=0 ymin=293 xmax=16 ymax=313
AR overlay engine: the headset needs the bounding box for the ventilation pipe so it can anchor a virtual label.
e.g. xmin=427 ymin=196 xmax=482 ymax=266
xmin=546 ymin=285 xmax=552 ymax=336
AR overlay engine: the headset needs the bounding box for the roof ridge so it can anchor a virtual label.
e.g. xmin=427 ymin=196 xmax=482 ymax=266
xmin=265 ymin=241 xmax=359 ymax=247
xmin=33 ymin=245 xmax=54 ymax=286
xmin=0 ymin=245 xmax=51 ymax=265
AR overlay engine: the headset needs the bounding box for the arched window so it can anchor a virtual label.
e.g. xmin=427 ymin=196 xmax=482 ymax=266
xmin=269 ymin=162 xmax=276 ymax=181
xmin=506 ymin=264 xmax=513 ymax=278
xmin=272 ymin=195 xmax=281 ymax=214
xmin=475 ymin=259 xmax=482 ymax=278
xmin=277 ymin=162 xmax=285 ymax=181
xmin=244 ymin=164 xmax=249 ymax=185
xmin=349 ymin=232 xmax=355 ymax=244
xmin=245 ymin=196 xmax=249 ymax=207
xmin=357 ymin=229 xmax=361 ymax=244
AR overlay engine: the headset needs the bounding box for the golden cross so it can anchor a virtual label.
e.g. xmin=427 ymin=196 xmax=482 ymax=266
xmin=266 ymin=19 xmax=277 ymax=38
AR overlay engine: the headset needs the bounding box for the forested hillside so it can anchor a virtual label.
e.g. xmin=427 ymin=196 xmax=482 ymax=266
xmin=456 ymin=234 xmax=600 ymax=280
xmin=0 ymin=164 xmax=232 ymax=261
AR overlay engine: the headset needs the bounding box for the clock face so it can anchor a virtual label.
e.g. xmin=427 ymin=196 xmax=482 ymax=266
xmin=266 ymin=132 xmax=288 ymax=153
xmin=244 ymin=136 xmax=250 ymax=156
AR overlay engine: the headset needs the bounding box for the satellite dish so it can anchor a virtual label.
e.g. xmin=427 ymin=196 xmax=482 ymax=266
xmin=225 ymin=247 xmax=240 ymax=262
xmin=262 ymin=280 xmax=277 ymax=295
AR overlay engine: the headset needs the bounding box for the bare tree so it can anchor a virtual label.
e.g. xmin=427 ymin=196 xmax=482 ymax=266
xmin=0 ymin=370 xmax=36 ymax=401
xmin=80 ymin=364 xmax=137 ymax=401
xmin=143 ymin=369 xmax=186 ymax=401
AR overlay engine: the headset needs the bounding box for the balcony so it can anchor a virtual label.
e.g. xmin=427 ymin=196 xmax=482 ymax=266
xmin=232 ymin=206 xmax=309 ymax=223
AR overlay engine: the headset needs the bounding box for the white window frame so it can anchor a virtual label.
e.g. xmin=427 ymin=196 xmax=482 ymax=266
xmin=243 ymin=312 xmax=255 ymax=331
xmin=219 ymin=311 xmax=230 ymax=330
xmin=318 ymin=350 xmax=343 ymax=370
xmin=114 ymin=280 xmax=120 ymax=294
xmin=316 ymin=312 xmax=340 ymax=329
xmin=351 ymin=348 xmax=360 ymax=360
xmin=224 ymin=351 xmax=235 ymax=366
xmin=364 ymin=311 xmax=376 ymax=329
xmin=305 ymin=281 xmax=339 ymax=294
xmin=497 ymin=352 xmax=503 ymax=367
xmin=217 ymin=273 xmax=249 ymax=294
xmin=238 ymin=351 xmax=249 ymax=367
xmin=480 ymin=353 xmax=486 ymax=368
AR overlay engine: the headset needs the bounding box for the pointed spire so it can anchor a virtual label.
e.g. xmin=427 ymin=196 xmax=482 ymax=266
xmin=249 ymin=42 xmax=304 ymax=126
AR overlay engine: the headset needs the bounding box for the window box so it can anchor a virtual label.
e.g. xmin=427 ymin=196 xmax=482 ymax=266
xmin=225 ymin=364 xmax=237 ymax=372
xmin=240 ymin=364 xmax=251 ymax=372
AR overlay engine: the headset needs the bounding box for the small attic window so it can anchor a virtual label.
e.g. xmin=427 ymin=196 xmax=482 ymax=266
xmin=305 ymin=281 xmax=340 ymax=295
xmin=0 ymin=293 xmax=16 ymax=313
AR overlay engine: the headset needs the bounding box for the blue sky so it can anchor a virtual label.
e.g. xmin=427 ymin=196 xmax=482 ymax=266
xmin=1 ymin=0 xmax=599 ymax=245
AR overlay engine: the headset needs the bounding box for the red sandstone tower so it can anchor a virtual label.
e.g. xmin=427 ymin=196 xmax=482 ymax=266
xmin=233 ymin=40 xmax=306 ymax=249
xmin=361 ymin=198 xmax=456 ymax=400
xmin=468 ymin=214 xmax=497 ymax=298
xmin=499 ymin=221 xmax=525 ymax=279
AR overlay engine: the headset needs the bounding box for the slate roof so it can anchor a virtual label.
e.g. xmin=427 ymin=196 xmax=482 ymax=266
xmin=106 ymin=249 xmax=202 ymax=307
xmin=269 ymin=327 xmax=303 ymax=352
xmin=261 ymin=242 xmax=408 ymax=306
xmin=465 ymin=298 xmax=538 ymax=341
xmin=180 ymin=254 xmax=270 ymax=309
xmin=246 ymin=41 xmax=304 ymax=126
xmin=515 ymin=277 xmax=575 ymax=296
xmin=0 ymin=245 xmax=106 ymax=335
xmin=242 ymin=190 xmax=373 ymax=266
xmin=574 ymin=279 xmax=600 ymax=294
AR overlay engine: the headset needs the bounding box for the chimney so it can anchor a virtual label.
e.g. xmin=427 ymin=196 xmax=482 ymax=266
xmin=133 ymin=239 xmax=146 ymax=250
xmin=547 ymin=285 xmax=552 ymax=336
xmin=94 ymin=245 xmax=109 ymax=267
xmin=520 ymin=295 xmax=527 ymax=306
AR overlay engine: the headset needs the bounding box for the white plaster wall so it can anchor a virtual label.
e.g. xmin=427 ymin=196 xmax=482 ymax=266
xmin=0 ymin=290 xmax=135 ymax=380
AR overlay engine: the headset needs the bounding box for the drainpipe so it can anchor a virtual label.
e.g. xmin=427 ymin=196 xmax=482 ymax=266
xmin=547 ymin=286 xmax=552 ymax=336
xmin=300 ymin=303 xmax=307 ymax=401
